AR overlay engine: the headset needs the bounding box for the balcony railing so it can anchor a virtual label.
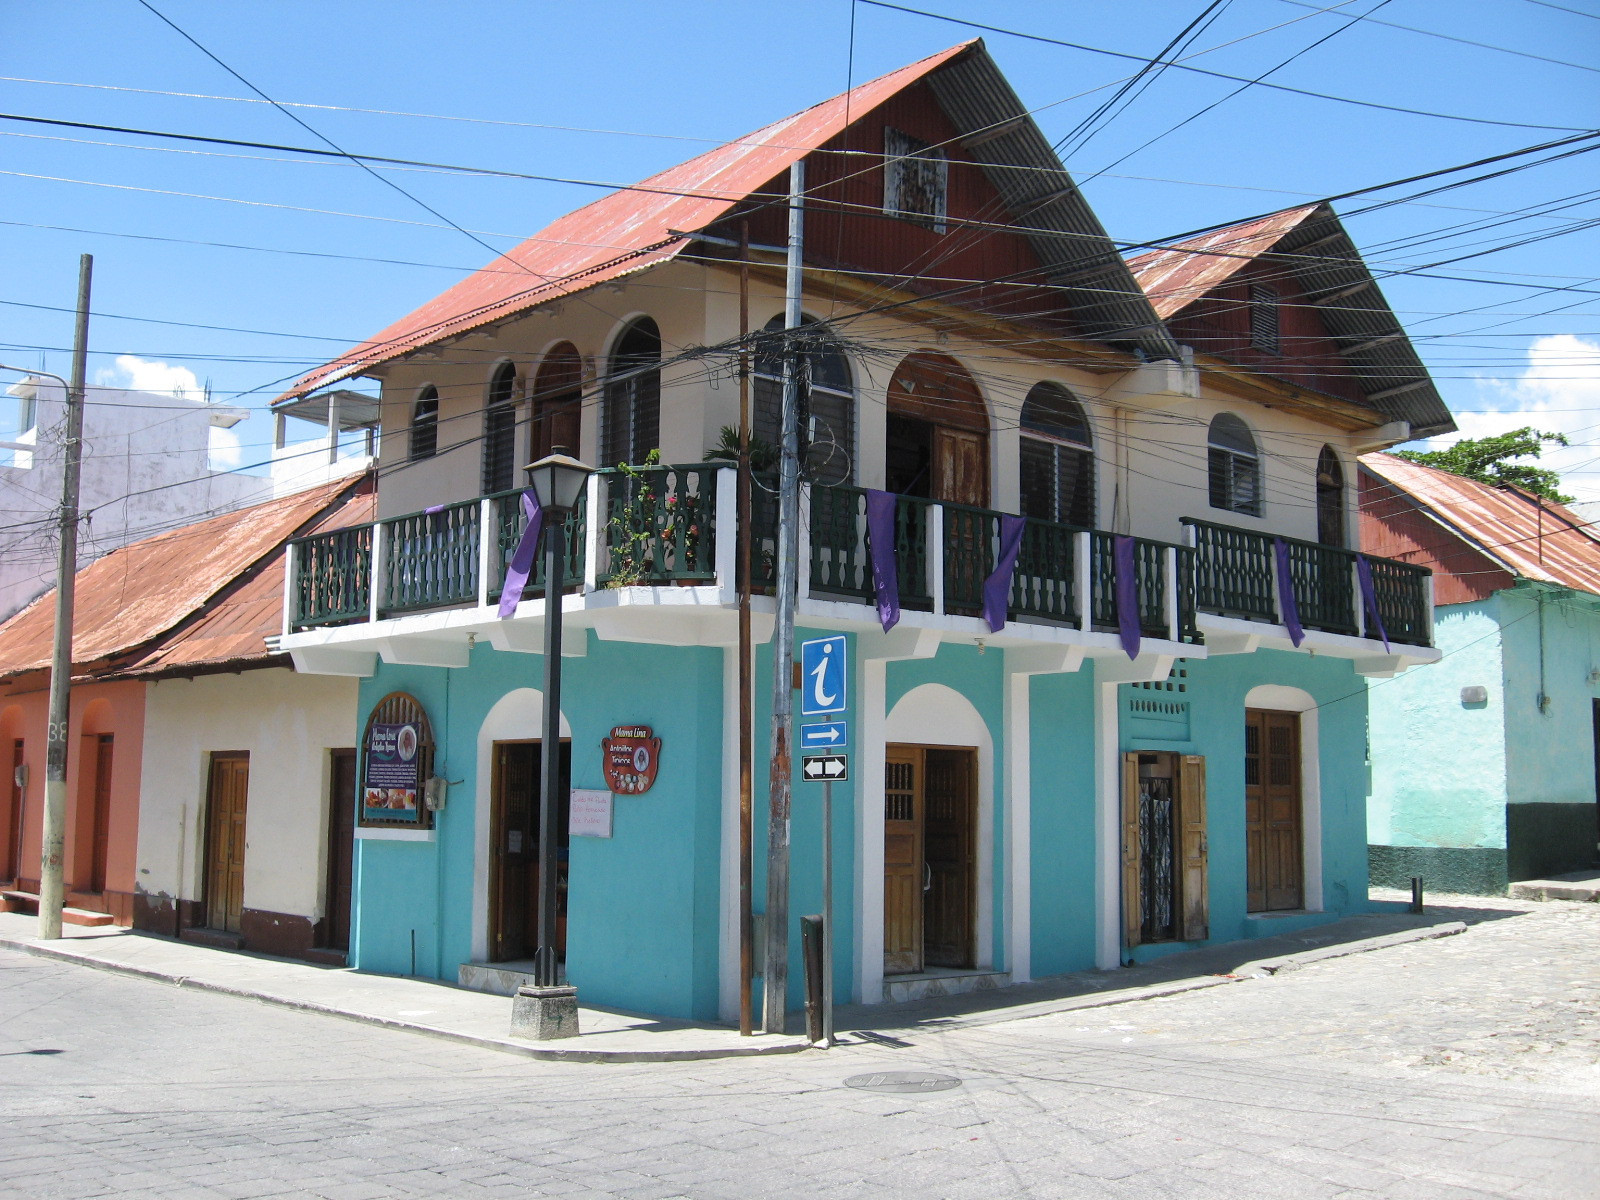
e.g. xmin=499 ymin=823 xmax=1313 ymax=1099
xmin=286 ymin=466 xmax=1431 ymax=651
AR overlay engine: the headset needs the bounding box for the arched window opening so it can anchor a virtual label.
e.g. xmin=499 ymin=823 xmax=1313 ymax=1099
xmin=601 ymin=318 xmax=660 ymax=468
xmin=409 ymin=386 xmax=439 ymax=463
xmin=885 ymin=351 xmax=987 ymax=506
xmin=1019 ymin=382 xmax=1094 ymax=528
xmin=1316 ymin=446 xmax=1345 ymax=546
xmin=481 ymin=362 xmax=519 ymax=495
xmin=531 ymin=343 xmax=583 ymax=461
xmin=753 ymin=315 xmax=855 ymax=483
xmin=1208 ymin=412 xmax=1260 ymax=516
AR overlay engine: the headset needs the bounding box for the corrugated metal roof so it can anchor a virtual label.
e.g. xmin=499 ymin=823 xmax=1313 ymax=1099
xmin=278 ymin=40 xmax=1173 ymax=405
xmin=1360 ymin=452 xmax=1600 ymax=596
xmin=1127 ymin=204 xmax=1455 ymax=438
xmin=0 ymin=478 xmax=366 ymax=680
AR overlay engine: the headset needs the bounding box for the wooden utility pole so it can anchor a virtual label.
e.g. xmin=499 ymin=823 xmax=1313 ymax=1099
xmin=763 ymin=161 xmax=804 ymax=1034
xmin=40 ymin=253 xmax=92 ymax=940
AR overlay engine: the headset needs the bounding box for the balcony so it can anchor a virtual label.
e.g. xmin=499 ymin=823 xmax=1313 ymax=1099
xmin=279 ymin=465 xmax=1435 ymax=678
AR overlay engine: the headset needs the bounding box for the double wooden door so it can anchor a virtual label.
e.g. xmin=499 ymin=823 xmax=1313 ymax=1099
xmin=1245 ymin=709 xmax=1303 ymax=911
xmin=205 ymin=753 xmax=249 ymax=933
xmin=489 ymin=740 xmax=572 ymax=963
xmin=1121 ymin=752 xmax=1208 ymax=947
xmin=884 ymin=415 xmax=989 ymax=508
xmin=884 ymin=745 xmax=976 ymax=975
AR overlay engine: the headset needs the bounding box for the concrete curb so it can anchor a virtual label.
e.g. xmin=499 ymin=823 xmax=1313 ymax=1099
xmin=1232 ymin=921 xmax=1467 ymax=978
xmin=0 ymin=933 xmax=811 ymax=1063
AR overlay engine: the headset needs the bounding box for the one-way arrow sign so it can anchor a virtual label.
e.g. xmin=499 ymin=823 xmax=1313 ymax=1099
xmin=801 ymin=754 xmax=849 ymax=782
xmin=800 ymin=720 xmax=847 ymax=750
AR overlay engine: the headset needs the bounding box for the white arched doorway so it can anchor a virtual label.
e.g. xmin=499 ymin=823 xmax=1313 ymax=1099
xmin=862 ymin=683 xmax=995 ymax=997
xmin=1244 ymin=684 xmax=1322 ymax=913
xmin=472 ymin=688 xmax=573 ymax=963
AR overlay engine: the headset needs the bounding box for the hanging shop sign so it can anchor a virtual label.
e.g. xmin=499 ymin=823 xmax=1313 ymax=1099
xmin=361 ymin=691 xmax=434 ymax=826
xmin=602 ymin=725 xmax=661 ymax=795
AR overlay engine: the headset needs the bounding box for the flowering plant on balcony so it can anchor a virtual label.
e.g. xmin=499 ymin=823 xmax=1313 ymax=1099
xmin=606 ymin=451 xmax=662 ymax=587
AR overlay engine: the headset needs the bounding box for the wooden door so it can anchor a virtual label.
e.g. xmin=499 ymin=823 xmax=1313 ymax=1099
xmin=204 ymin=753 xmax=249 ymax=933
xmin=489 ymin=741 xmax=572 ymax=963
xmin=4 ymin=739 xmax=22 ymax=884
xmin=922 ymin=748 xmax=976 ymax=969
xmin=1245 ymin=710 xmax=1303 ymax=912
xmin=88 ymin=734 xmax=113 ymax=894
xmin=883 ymin=748 xmax=923 ymax=975
xmin=933 ymin=427 xmax=989 ymax=507
xmin=324 ymin=749 xmax=357 ymax=952
xmin=1122 ymin=751 xmax=1209 ymax=947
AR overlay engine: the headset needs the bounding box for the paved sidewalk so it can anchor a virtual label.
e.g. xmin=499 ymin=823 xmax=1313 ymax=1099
xmin=0 ymin=900 xmax=1493 ymax=1064
xmin=1510 ymin=868 xmax=1600 ymax=902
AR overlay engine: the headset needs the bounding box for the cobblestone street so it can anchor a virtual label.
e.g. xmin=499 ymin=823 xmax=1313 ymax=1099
xmin=1 ymin=897 xmax=1596 ymax=1200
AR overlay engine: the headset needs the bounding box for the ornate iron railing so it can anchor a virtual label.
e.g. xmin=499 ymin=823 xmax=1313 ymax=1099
xmin=1183 ymin=519 xmax=1275 ymax=621
xmin=487 ymin=488 xmax=586 ymax=603
xmin=1365 ymin=556 xmax=1431 ymax=646
xmin=292 ymin=525 xmax=371 ymax=627
xmin=1010 ymin=517 xmax=1078 ymax=625
xmin=381 ymin=498 xmax=480 ymax=615
xmin=598 ymin=464 xmax=718 ymax=586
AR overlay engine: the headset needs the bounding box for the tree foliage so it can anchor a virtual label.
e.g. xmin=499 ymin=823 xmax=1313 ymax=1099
xmin=1394 ymin=427 xmax=1573 ymax=503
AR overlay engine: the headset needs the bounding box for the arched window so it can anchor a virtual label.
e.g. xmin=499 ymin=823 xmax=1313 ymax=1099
xmin=753 ymin=315 xmax=855 ymax=482
xmin=886 ymin=351 xmax=988 ymax=506
xmin=1208 ymin=412 xmax=1260 ymax=516
xmin=601 ymin=318 xmax=660 ymax=468
xmin=409 ymin=386 xmax=438 ymax=463
xmin=1316 ymin=446 xmax=1345 ymax=546
xmin=1019 ymin=382 xmax=1094 ymax=527
xmin=531 ymin=343 xmax=583 ymax=461
xmin=481 ymin=362 xmax=519 ymax=495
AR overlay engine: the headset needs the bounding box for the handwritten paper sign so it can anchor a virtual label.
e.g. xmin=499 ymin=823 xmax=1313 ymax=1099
xmin=570 ymin=789 xmax=613 ymax=838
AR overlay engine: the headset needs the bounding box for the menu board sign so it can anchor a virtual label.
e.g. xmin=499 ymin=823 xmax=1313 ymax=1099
xmin=363 ymin=721 xmax=422 ymax=823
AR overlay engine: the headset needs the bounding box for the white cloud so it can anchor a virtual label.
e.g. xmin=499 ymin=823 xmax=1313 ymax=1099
xmin=208 ymin=424 xmax=243 ymax=470
xmin=1412 ymin=334 xmax=1600 ymax=504
xmin=98 ymin=354 xmax=206 ymax=403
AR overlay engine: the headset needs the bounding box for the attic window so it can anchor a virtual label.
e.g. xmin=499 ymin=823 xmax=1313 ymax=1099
xmin=1250 ymin=285 xmax=1281 ymax=355
xmin=883 ymin=128 xmax=948 ymax=234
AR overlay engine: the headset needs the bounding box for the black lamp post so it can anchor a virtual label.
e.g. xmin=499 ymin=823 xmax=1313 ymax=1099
xmin=523 ymin=448 xmax=592 ymax=993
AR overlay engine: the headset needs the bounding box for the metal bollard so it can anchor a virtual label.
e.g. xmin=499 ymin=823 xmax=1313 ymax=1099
xmin=1410 ymin=876 xmax=1425 ymax=914
xmin=800 ymin=914 xmax=824 ymax=1044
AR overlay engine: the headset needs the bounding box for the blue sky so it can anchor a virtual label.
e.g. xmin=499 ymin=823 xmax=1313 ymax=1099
xmin=3 ymin=1 xmax=1597 ymax=494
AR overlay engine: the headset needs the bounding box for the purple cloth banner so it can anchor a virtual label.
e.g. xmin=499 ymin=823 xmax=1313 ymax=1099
xmin=1272 ymin=537 xmax=1305 ymax=648
xmin=1356 ymin=555 xmax=1391 ymax=652
xmin=496 ymin=491 xmax=545 ymax=618
xmin=424 ymin=504 xmax=445 ymax=515
xmin=865 ymin=489 xmax=900 ymax=632
xmin=982 ymin=514 xmax=1026 ymax=633
xmin=1113 ymin=535 xmax=1140 ymax=661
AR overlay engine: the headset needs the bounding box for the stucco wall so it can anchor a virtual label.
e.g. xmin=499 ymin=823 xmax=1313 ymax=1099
xmin=136 ymin=668 xmax=359 ymax=921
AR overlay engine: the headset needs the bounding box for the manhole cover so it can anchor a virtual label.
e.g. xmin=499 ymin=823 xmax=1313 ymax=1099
xmin=844 ymin=1071 xmax=961 ymax=1094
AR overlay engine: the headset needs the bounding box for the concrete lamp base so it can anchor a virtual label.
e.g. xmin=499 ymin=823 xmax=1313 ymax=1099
xmin=510 ymin=985 xmax=580 ymax=1041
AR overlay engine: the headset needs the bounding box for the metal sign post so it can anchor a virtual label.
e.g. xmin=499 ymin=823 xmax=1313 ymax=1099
xmin=822 ymin=777 xmax=833 ymax=1049
xmin=798 ymin=635 xmax=847 ymax=1049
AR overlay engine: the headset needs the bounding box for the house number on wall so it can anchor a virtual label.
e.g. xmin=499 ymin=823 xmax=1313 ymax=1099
xmin=602 ymin=725 xmax=661 ymax=795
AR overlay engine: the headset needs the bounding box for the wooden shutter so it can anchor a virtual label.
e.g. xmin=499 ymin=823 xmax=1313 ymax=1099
xmin=1121 ymin=752 xmax=1141 ymax=950
xmin=1179 ymin=755 xmax=1209 ymax=942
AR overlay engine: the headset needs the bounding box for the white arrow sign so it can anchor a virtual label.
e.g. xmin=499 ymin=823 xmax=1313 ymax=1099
xmin=802 ymin=754 xmax=849 ymax=782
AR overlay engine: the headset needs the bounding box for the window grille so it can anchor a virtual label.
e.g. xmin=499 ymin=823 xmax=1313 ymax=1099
xmin=409 ymin=386 xmax=438 ymax=463
xmin=1207 ymin=413 xmax=1261 ymax=516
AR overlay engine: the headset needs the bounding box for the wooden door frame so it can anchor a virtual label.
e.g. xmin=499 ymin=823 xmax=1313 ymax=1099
xmin=1245 ymin=708 xmax=1305 ymax=913
xmin=1121 ymin=751 xmax=1209 ymax=950
xmin=486 ymin=737 xmax=572 ymax=963
xmin=883 ymin=741 xmax=978 ymax=976
xmin=203 ymin=751 xmax=250 ymax=933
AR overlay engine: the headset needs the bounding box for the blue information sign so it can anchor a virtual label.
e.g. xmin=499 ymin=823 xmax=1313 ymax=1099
xmin=799 ymin=635 xmax=848 ymax=716
xmin=800 ymin=720 xmax=848 ymax=752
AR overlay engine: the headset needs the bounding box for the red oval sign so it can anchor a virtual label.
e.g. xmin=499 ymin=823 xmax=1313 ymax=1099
xmin=603 ymin=725 xmax=661 ymax=795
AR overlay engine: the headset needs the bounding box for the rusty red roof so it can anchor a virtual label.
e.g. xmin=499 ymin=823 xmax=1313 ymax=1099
xmin=277 ymin=42 xmax=979 ymax=403
xmin=1126 ymin=206 xmax=1319 ymax=320
xmin=0 ymin=477 xmax=368 ymax=680
xmin=1360 ymin=453 xmax=1600 ymax=596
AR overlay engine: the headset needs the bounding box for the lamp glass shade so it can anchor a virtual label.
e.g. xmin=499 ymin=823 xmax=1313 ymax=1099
xmin=523 ymin=451 xmax=594 ymax=513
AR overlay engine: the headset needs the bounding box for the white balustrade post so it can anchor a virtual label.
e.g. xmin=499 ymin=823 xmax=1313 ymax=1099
xmin=1352 ymin=559 xmax=1367 ymax=640
xmin=281 ymin=539 xmax=296 ymax=637
xmin=477 ymin=497 xmax=494 ymax=610
xmin=583 ymin=473 xmax=602 ymax=593
xmin=1423 ymin=570 xmax=1436 ymax=645
xmin=369 ymin=520 xmax=386 ymax=624
xmin=796 ymin=479 xmax=812 ymax=602
xmin=929 ymin=503 xmax=946 ymax=617
xmin=1075 ymin=530 xmax=1092 ymax=633
xmin=715 ymin=466 xmax=739 ymax=603
xmin=1164 ymin=546 xmax=1180 ymax=643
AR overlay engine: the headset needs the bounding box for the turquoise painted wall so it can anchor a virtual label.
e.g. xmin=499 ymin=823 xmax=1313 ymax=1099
xmin=1118 ymin=648 xmax=1372 ymax=963
xmin=1026 ymin=668 xmax=1097 ymax=977
xmin=1367 ymin=601 xmax=1508 ymax=851
xmin=1497 ymin=589 xmax=1600 ymax=808
xmin=352 ymin=635 xmax=727 ymax=1021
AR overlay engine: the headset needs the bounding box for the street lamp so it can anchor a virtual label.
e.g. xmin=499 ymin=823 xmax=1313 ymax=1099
xmin=510 ymin=447 xmax=593 ymax=1041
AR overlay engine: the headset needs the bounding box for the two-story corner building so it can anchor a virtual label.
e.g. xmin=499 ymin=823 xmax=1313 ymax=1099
xmin=271 ymin=40 xmax=1449 ymax=1022
xmin=1361 ymin=453 xmax=1600 ymax=894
